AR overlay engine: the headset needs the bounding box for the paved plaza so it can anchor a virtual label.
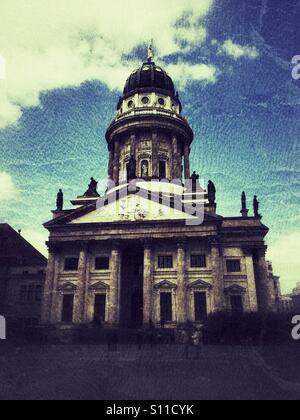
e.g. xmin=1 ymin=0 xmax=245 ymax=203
xmin=0 ymin=343 xmax=299 ymax=400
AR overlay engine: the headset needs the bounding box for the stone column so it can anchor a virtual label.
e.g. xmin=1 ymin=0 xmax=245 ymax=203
xmin=152 ymin=130 xmax=159 ymax=178
xmin=171 ymin=135 xmax=181 ymax=179
xmin=41 ymin=243 xmax=58 ymax=324
xmin=211 ymin=241 xmax=225 ymax=312
xmin=108 ymin=243 xmax=121 ymax=325
xmin=73 ymin=243 xmax=89 ymax=324
xmin=253 ymin=247 xmax=274 ymax=313
xmin=176 ymin=240 xmax=188 ymax=324
xmin=113 ymin=141 xmax=120 ymax=184
xmin=184 ymin=143 xmax=191 ymax=180
xmin=130 ymin=131 xmax=136 ymax=157
xmin=108 ymin=147 xmax=114 ymax=180
xmin=143 ymin=242 xmax=154 ymax=325
xmin=244 ymin=249 xmax=258 ymax=312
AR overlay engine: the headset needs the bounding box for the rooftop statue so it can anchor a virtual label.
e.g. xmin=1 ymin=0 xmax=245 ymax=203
xmin=84 ymin=177 xmax=99 ymax=197
xmin=207 ymin=180 xmax=216 ymax=205
xmin=56 ymin=189 xmax=63 ymax=211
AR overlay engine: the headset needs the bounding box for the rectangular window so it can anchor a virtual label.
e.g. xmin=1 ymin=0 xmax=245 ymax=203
xmin=159 ymin=161 xmax=166 ymax=179
xmin=226 ymin=259 xmax=241 ymax=273
xmin=20 ymin=285 xmax=42 ymax=303
xmin=94 ymin=294 xmax=106 ymax=324
xmin=158 ymin=255 xmax=173 ymax=269
xmin=194 ymin=292 xmax=208 ymax=322
xmin=95 ymin=257 xmax=110 ymax=271
xmin=231 ymin=295 xmax=244 ymax=315
xmin=160 ymin=292 xmax=172 ymax=323
xmin=20 ymin=286 xmax=28 ymax=303
xmin=35 ymin=285 xmax=42 ymax=302
xmin=64 ymin=258 xmax=79 ymax=272
xmin=191 ymin=255 xmax=207 ymax=268
xmin=62 ymin=295 xmax=74 ymax=323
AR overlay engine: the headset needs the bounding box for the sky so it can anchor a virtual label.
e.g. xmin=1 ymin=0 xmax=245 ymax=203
xmin=0 ymin=0 xmax=299 ymax=293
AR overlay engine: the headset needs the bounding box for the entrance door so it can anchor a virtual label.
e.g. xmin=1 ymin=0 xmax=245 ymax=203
xmin=94 ymin=294 xmax=106 ymax=324
xmin=120 ymin=247 xmax=144 ymax=328
xmin=131 ymin=290 xmax=143 ymax=327
xmin=62 ymin=295 xmax=74 ymax=323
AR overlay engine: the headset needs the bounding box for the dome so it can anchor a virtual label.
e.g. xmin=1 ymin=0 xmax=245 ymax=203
xmin=123 ymin=61 xmax=176 ymax=97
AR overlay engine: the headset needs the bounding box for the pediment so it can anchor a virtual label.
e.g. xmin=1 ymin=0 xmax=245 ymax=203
xmin=188 ymin=280 xmax=212 ymax=289
xmin=225 ymin=285 xmax=246 ymax=294
xmin=154 ymin=280 xmax=177 ymax=289
xmin=89 ymin=281 xmax=110 ymax=291
xmin=70 ymin=192 xmax=198 ymax=224
xmin=58 ymin=282 xmax=77 ymax=291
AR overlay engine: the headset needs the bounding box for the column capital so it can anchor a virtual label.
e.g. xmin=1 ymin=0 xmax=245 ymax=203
xmin=254 ymin=245 xmax=268 ymax=259
xmin=176 ymin=237 xmax=188 ymax=249
xmin=143 ymin=239 xmax=153 ymax=250
xmin=111 ymin=239 xmax=122 ymax=250
xmin=78 ymin=240 xmax=89 ymax=251
xmin=46 ymin=241 xmax=61 ymax=254
xmin=207 ymin=236 xmax=221 ymax=247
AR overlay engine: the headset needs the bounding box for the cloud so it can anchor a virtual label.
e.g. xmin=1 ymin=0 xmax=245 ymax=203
xmin=165 ymin=62 xmax=218 ymax=88
xmin=22 ymin=229 xmax=48 ymax=257
xmin=219 ymin=39 xmax=259 ymax=60
xmin=0 ymin=171 xmax=16 ymax=200
xmin=268 ymin=232 xmax=300 ymax=294
xmin=0 ymin=0 xmax=215 ymax=129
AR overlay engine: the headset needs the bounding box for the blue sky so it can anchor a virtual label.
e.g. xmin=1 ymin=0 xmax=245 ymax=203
xmin=0 ymin=0 xmax=299 ymax=292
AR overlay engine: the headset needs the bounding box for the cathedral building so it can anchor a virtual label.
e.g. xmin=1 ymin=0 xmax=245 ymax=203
xmin=41 ymin=53 xmax=277 ymax=335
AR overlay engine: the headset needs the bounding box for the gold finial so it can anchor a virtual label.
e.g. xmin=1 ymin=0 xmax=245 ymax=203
xmin=147 ymin=40 xmax=154 ymax=63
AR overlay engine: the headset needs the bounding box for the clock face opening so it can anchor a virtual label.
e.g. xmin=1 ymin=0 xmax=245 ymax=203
xmin=141 ymin=96 xmax=150 ymax=105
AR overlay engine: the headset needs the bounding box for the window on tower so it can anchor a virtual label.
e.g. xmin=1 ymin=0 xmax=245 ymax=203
xmin=191 ymin=255 xmax=207 ymax=268
xmin=226 ymin=260 xmax=241 ymax=273
xmin=141 ymin=160 xmax=149 ymax=178
xmin=159 ymin=161 xmax=166 ymax=179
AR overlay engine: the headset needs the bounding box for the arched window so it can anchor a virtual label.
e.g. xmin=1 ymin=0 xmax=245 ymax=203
xmin=141 ymin=160 xmax=149 ymax=178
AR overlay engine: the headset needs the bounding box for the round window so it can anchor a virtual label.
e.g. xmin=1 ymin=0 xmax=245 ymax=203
xmin=158 ymin=98 xmax=165 ymax=106
xmin=128 ymin=100 xmax=134 ymax=108
xmin=141 ymin=96 xmax=150 ymax=105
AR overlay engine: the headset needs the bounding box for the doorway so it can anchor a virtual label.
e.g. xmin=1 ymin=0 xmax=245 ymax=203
xmin=120 ymin=246 xmax=144 ymax=328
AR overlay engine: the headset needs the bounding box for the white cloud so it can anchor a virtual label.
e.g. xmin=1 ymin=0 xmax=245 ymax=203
xmin=268 ymin=232 xmax=300 ymax=294
xmin=0 ymin=0 xmax=215 ymax=129
xmin=165 ymin=62 xmax=218 ymax=88
xmin=22 ymin=229 xmax=48 ymax=257
xmin=219 ymin=39 xmax=259 ymax=60
xmin=0 ymin=171 xmax=16 ymax=200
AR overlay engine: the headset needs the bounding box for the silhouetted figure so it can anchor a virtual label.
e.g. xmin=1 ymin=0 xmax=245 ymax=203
xmin=84 ymin=177 xmax=99 ymax=197
xmin=127 ymin=155 xmax=137 ymax=181
xmin=253 ymin=195 xmax=260 ymax=218
xmin=56 ymin=189 xmax=64 ymax=211
xmin=107 ymin=331 xmax=118 ymax=352
xmin=149 ymin=331 xmax=156 ymax=349
xmin=190 ymin=171 xmax=200 ymax=192
xmin=137 ymin=332 xmax=143 ymax=351
xmin=207 ymin=180 xmax=216 ymax=204
xmin=241 ymin=191 xmax=249 ymax=217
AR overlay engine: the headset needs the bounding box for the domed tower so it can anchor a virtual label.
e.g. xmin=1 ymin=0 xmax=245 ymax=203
xmin=106 ymin=50 xmax=194 ymax=184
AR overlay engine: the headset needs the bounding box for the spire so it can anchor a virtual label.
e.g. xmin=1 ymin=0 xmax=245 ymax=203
xmin=147 ymin=40 xmax=154 ymax=63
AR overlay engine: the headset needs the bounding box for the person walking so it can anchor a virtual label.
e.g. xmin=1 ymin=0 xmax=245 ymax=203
xmin=183 ymin=329 xmax=191 ymax=360
xmin=137 ymin=331 xmax=143 ymax=351
xmin=192 ymin=327 xmax=204 ymax=360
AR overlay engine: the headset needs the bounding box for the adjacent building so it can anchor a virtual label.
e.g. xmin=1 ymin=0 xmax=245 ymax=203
xmin=0 ymin=224 xmax=47 ymax=332
xmin=41 ymin=54 xmax=278 ymax=335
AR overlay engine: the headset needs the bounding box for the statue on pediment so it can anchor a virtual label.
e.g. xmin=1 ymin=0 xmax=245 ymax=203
xmin=84 ymin=177 xmax=99 ymax=197
xmin=207 ymin=180 xmax=216 ymax=204
xmin=56 ymin=189 xmax=63 ymax=211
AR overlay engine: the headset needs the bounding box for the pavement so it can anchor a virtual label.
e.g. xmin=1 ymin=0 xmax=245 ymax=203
xmin=0 ymin=343 xmax=299 ymax=400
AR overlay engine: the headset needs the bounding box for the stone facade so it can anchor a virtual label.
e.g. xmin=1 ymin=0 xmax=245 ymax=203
xmin=0 ymin=224 xmax=46 ymax=331
xmin=42 ymin=57 xmax=277 ymax=333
